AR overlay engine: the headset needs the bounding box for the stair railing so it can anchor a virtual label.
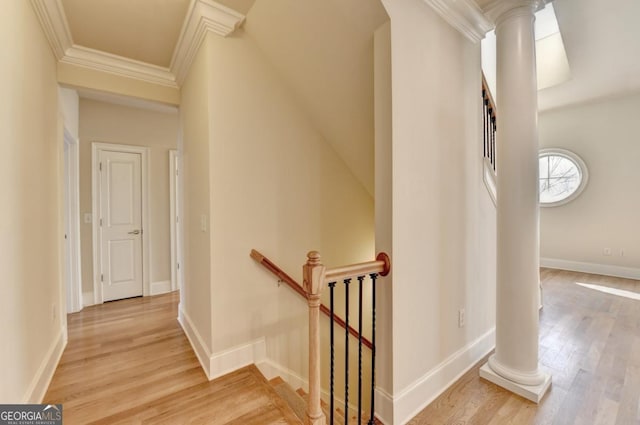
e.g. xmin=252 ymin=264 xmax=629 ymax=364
xmin=482 ymin=73 xmax=497 ymax=171
xmin=250 ymin=249 xmax=373 ymax=349
xmin=304 ymin=251 xmax=390 ymax=425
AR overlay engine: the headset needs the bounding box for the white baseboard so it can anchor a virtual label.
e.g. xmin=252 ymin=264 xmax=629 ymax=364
xmin=483 ymin=158 xmax=497 ymax=207
xmin=378 ymin=327 xmax=495 ymax=425
xmin=178 ymin=306 xmax=267 ymax=381
xmin=374 ymin=387 xmax=394 ymax=425
xmin=150 ymin=280 xmax=172 ymax=296
xmin=256 ymin=359 xmax=308 ymax=393
xmin=209 ymin=337 xmax=266 ymax=381
xmin=22 ymin=329 xmax=67 ymax=403
xmin=541 ymin=258 xmax=640 ymax=280
xmin=178 ymin=307 xmax=212 ymax=378
xmin=82 ymin=291 xmax=94 ymax=307
xmin=257 ymin=358 xmax=372 ymax=418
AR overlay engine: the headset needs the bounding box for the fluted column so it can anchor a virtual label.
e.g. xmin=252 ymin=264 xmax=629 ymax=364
xmin=479 ymin=0 xmax=552 ymax=403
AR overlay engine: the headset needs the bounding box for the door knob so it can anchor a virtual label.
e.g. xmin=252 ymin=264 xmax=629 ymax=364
xmin=128 ymin=229 xmax=141 ymax=235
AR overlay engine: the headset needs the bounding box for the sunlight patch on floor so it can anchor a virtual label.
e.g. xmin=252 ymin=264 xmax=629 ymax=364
xmin=576 ymin=282 xmax=640 ymax=301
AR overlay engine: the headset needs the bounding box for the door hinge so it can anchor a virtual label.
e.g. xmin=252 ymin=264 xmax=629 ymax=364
xmin=100 ymin=218 xmax=103 ymax=226
xmin=100 ymin=274 xmax=103 ymax=282
xmin=176 ymin=216 xmax=179 ymax=223
xmin=177 ymin=262 xmax=180 ymax=270
xmin=99 ymin=162 xmax=102 ymax=171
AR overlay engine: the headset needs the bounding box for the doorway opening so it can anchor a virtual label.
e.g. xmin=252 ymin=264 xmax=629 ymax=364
xmin=63 ymin=127 xmax=82 ymax=313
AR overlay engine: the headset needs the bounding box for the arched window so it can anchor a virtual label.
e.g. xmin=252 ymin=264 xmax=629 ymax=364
xmin=539 ymin=149 xmax=588 ymax=207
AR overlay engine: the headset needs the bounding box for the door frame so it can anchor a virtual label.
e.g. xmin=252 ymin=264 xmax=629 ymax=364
xmin=64 ymin=128 xmax=83 ymax=313
xmin=92 ymin=142 xmax=150 ymax=304
xmin=169 ymin=150 xmax=182 ymax=292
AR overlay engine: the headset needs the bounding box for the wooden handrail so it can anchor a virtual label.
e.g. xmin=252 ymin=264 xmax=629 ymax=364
xmin=325 ymin=252 xmax=391 ymax=283
xmin=251 ymin=249 xmax=373 ymax=350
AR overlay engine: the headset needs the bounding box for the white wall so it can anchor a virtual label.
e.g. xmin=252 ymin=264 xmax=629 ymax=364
xmin=0 ymin=1 xmax=66 ymax=402
xmin=178 ymin=27 xmax=375 ymax=382
xmin=206 ymin=27 xmax=375 ymax=373
xmin=539 ymin=93 xmax=640 ymax=278
xmin=374 ymin=20 xmax=394 ymax=410
xmin=59 ymin=87 xmax=79 ymax=140
xmin=179 ymin=34 xmax=214 ymax=360
xmin=380 ymin=0 xmax=497 ymax=422
xmin=78 ymin=98 xmax=179 ymax=299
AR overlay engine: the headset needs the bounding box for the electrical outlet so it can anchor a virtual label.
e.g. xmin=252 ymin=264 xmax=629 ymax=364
xmin=458 ymin=308 xmax=465 ymax=328
xmin=603 ymin=248 xmax=611 ymax=256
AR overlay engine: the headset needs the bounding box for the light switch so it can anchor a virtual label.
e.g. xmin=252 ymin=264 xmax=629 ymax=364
xmin=84 ymin=213 xmax=92 ymax=224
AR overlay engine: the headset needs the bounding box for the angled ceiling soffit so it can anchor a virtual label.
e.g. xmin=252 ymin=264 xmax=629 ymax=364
xmin=422 ymin=0 xmax=493 ymax=42
xmin=30 ymin=0 xmax=245 ymax=89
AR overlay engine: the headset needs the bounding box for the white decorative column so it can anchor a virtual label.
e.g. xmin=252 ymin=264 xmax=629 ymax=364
xmin=479 ymin=0 xmax=552 ymax=403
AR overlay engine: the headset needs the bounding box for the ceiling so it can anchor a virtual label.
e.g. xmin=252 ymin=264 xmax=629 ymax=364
xmin=244 ymin=0 xmax=389 ymax=195
xmin=61 ymin=0 xmax=191 ymax=67
xmin=47 ymin=0 xmax=639 ymax=193
xmin=538 ymin=0 xmax=640 ymax=111
xmin=52 ymin=0 xmax=387 ymax=194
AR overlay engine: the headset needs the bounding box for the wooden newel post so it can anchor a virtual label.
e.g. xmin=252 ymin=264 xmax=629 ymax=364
xmin=303 ymin=251 xmax=326 ymax=425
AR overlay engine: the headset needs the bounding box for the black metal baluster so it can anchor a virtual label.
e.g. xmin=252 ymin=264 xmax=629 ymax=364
xmin=344 ymin=278 xmax=351 ymax=424
xmin=488 ymin=107 xmax=494 ymax=165
xmin=357 ymin=275 xmax=364 ymax=425
xmin=368 ymin=273 xmax=378 ymax=425
xmin=492 ymin=115 xmax=497 ymax=170
xmin=329 ymin=281 xmax=336 ymax=425
xmin=484 ymin=97 xmax=489 ymax=160
xmin=483 ymin=91 xmax=487 ymax=159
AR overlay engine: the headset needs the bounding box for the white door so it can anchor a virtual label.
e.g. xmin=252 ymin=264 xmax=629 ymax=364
xmin=99 ymin=150 xmax=143 ymax=301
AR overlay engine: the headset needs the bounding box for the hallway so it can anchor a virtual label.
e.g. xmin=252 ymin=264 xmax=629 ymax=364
xmin=44 ymin=292 xmax=300 ymax=424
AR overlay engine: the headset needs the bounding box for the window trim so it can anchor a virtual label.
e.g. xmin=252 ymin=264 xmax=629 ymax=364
xmin=539 ymin=148 xmax=589 ymax=208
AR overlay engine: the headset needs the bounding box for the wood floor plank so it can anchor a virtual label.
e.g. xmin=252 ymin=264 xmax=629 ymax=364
xmin=409 ymin=269 xmax=640 ymax=425
xmin=44 ymin=270 xmax=639 ymax=424
xmin=44 ymin=292 xmax=301 ymax=424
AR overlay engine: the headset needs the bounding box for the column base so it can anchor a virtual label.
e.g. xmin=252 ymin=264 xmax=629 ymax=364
xmin=479 ymin=362 xmax=551 ymax=403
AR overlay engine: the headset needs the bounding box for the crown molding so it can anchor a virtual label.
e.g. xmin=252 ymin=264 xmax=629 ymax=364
xmin=171 ymin=0 xmax=246 ymax=85
xmin=30 ymin=0 xmax=73 ymax=59
xmin=61 ymin=45 xmax=178 ymax=88
xmin=31 ymin=0 xmax=245 ymax=90
xmin=423 ymin=0 xmax=493 ymax=43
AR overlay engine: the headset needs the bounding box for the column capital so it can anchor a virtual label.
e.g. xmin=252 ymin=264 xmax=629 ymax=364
xmin=480 ymin=0 xmax=547 ymax=26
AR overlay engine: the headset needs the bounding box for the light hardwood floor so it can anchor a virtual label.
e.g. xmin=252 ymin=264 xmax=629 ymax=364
xmin=45 ymin=269 xmax=639 ymax=424
xmin=44 ymin=292 xmax=301 ymax=424
xmin=409 ymin=268 xmax=640 ymax=425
